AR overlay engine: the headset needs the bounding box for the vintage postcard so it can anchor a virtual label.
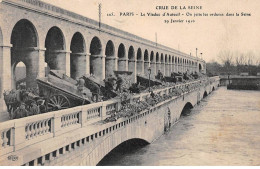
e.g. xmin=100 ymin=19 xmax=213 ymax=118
xmin=0 ymin=0 xmax=259 ymax=166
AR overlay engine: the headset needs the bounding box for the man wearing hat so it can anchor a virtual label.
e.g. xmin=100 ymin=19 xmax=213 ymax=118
xmin=13 ymin=103 xmax=29 ymax=119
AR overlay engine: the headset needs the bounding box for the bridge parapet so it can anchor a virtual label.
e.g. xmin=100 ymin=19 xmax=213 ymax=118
xmin=0 ymin=76 xmax=219 ymax=165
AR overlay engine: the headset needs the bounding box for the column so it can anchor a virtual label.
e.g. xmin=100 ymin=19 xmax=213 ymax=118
xmin=156 ymin=62 xmax=161 ymax=74
xmin=118 ymin=58 xmax=128 ymax=71
xmin=0 ymin=44 xmax=12 ymax=91
xmin=38 ymin=48 xmax=46 ymax=78
xmin=150 ymin=61 xmax=156 ymax=79
xmin=136 ymin=60 xmax=144 ymax=75
xmin=169 ymin=63 xmax=173 ymax=75
xmin=90 ymin=54 xmax=106 ymax=81
xmin=70 ymin=52 xmax=87 ymax=79
xmin=86 ymin=53 xmax=90 ymax=75
xmin=105 ymin=57 xmax=117 ymax=77
xmin=161 ymin=62 xmax=165 ymax=75
xmin=165 ymin=63 xmax=169 ymax=76
xmin=128 ymin=59 xmax=136 ymax=83
xmin=144 ymin=61 xmax=150 ymax=77
xmin=0 ymin=44 xmax=12 ymax=113
xmin=46 ymin=50 xmax=71 ymax=75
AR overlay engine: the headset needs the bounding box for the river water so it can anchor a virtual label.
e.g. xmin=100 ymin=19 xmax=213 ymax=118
xmin=98 ymin=87 xmax=260 ymax=166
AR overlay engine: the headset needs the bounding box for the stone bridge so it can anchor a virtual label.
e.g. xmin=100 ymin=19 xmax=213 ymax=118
xmin=0 ymin=0 xmax=206 ymax=113
xmin=0 ymin=76 xmax=220 ymax=166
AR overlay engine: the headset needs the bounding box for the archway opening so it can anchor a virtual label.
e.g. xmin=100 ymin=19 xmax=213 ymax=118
xmin=70 ymin=32 xmax=86 ymax=79
xmin=105 ymin=40 xmax=115 ymax=78
xmin=136 ymin=48 xmax=143 ymax=75
xmin=156 ymin=52 xmax=160 ymax=74
xmin=199 ymin=63 xmax=202 ymax=73
xmin=128 ymin=46 xmax=135 ymax=71
xmin=203 ymin=91 xmax=208 ymax=98
xmin=13 ymin=62 xmax=26 ymax=89
xmin=89 ymin=36 xmax=102 ymax=77
xmin=144 ymin=50 xmax=149 ymax=76
xmin=181 ymin=102 xmax=193 ymax=116
xmin=45 ymin=26 xmax=66 ymax=72
xmin=97 ymin=138 xmax=149 ymax=166
xmin=149 ymin=51 xmax=156 ymax=78
xmin=11 ymin=19 xmax=38 ymax=89
xmin=160 ymin=53 xmax=164 ymax=75
xmin=118 ymin=43 xmax=126 ymax=71
xmin=212 ymin=87 xmax=215 ymax=91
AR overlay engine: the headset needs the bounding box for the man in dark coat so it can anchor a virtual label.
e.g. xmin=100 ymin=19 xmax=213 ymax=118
xmin=13 ymin=103 xmax=28 ymax=119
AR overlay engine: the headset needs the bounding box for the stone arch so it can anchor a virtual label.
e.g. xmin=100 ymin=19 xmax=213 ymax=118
xmin=128 ymin=46 xmax=135 ymax=80
xmin=149 ymin=51 xmax=156 ymax=77
xmin=118 ymin=43 xmax=126 ymax=71
xmin=97 ymin=138 xmax=149 ymax=165
xmin=165 ymin=54 xmax=169 ymax=76
xmin=70 ymin=32 xmax=86 ymax=79
xmin=144 ymin=49 xmax=149 ymax=61
xmin=155 ymin=52 xmax=160 ymax=74
xmin=105 ymin=40 xmax=115 ymax=77
xmin=45 ymin=26 xmax=66 ymax=74
xmin=90 ymin=36 xmax=102 ymax=55
xmin=203 ymin=91 xmax=208 ymax=98
xmin=150 ymin=51 xmax=154 ymax=62
xmin=160 ymin=53 xmax=165 ymax=75
xmin=137 ymin=48 xmax=142 ymax=61
xmin=199 ymin=63 xmax=202 ymax=72
xmin=136 ymin=48 xmax=143 ymax=74
xmin=89 ymin=36 xmax=103 ymax=79
xmin=212 ymin=86 xmax=215 ymax=91
xmin=11 ymin=19 xmax=39 ymax=89
xmin=160 ymin=53 xmax=164 ymax=63
xmin=11 ymin=19 xmax=38 ymax=48
xmin=181 ymin=102 xmax=193 ymax=116
xmin=105 ymin=40 xmax=115 ymax=57
xmin=156 ymin=52 xmax=159 ymax=62
xmin=144 ymin=50 xmax=149 ymax=75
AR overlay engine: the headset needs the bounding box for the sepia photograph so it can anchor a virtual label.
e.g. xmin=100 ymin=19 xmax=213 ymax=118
xmin=0 ymin=0 xmax=259 ymax=166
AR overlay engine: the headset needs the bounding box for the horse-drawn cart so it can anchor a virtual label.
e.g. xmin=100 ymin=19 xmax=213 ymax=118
xmin=37 ymin=74 xmax=92 ymax=111
xmin=4 ymin=71 xmax=92 ymax=119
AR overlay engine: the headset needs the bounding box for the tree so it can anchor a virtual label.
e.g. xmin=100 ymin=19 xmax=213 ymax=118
xmin=217 ymin=50 xmax=234 ymax=74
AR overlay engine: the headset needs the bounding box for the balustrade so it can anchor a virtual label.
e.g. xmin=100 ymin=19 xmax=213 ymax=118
xmin=106 ymin=103 xmax=117 ymax=115
xmin=25 ymin=118 xmax=52 ymax=140
xmin=87 ymin=107 xmax=101 ymax=120
xmin=61 ymin=112 xmax=80 ymax=128
xmin=1 ymin=128 xmax=11 ymax=148
xmin=0 ymin=76 xmax=219 ymax=165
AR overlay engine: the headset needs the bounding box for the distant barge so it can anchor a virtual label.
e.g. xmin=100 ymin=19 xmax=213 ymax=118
xmin=227 ymin=76 xmax=260 ymax=90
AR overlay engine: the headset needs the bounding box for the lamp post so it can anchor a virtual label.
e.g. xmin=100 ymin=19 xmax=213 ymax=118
xmin=148 ymin=67 xmax=151 ymax=92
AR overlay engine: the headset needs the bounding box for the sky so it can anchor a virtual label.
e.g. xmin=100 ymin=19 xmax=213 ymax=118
xmin=41 ymin=0 xmax=260 ymax=64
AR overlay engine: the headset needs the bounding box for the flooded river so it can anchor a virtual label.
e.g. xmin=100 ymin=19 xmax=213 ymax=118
xmin=98 ymin=87 xmax=260 ymax=166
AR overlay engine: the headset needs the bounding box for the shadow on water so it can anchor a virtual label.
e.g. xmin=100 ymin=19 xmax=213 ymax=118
xmin=97 ymin=138 xmax=149 ymax=166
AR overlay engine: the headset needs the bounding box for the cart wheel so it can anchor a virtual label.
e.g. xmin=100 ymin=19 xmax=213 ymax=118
xmin=47 ymin=94 xmax=70 ymax=111
xmin=24 ymin=99 xmax=36 ymax=110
